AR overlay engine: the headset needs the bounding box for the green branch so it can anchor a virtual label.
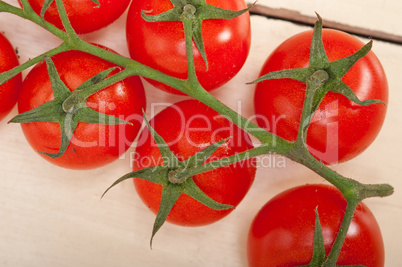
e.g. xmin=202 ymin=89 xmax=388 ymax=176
xmin=176 ymin=145 xmax=269 ymax=181
xmin=0 ymin=43 xmax=71 ymax=85
xmin=1 ymin=1 xmax=394 ymax=260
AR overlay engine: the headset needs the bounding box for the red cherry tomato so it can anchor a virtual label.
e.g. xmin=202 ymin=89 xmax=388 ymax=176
xmin=20 ymin=0 xmax=131 ymax=34
xmin=247 ymin=184 xmax=384 ymax=267
xmin=254 ymin=29 xmax=388 ymax=164
xmin=17 ymin=49 xmax=146 ymax=169
xmin=126 ymin=0 xmax=251 ymax=94
xmin=132 ymin=100 xmax=256 ymax=226
xmin=0 ymin=32 xmax=22 ymax=122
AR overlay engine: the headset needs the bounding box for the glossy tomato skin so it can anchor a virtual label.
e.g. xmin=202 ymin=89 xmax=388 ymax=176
xmin=133 ymin=100 xmax=256 ymax=226
xmin=18 ymin=49 xmax=146 ymax=170
xmin=247 ymin=184 xmax=384 ymax=267
xmin=126 ymin=0 xmax=251 ymax=95
xmin=20 ymin=0 xmax=130 ymax=34
xmin=254 ymin=29 xmax=388 ymax=164
xmin=0 ymin=32 xmax=22 ymax=122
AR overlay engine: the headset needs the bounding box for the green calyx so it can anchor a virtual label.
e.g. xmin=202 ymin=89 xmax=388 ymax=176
xmin=252 ymin=14 xmax=385 ymax=140
xmin=300 ymin=208 xmax=365 ymax=267
xmin=141 ymin=0 xmax=252 ymax=70
xmin=102 ymin=113 xmax=235 ymax=247
xmin=300 ymin=208 xmax=326 ymax=267
xmin=8 ymin=56 xmax=131 ymax=159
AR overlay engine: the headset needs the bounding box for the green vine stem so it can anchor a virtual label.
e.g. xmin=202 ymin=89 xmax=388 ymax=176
xmin=0 ymin=0 xmax=394 ymax=264
xmin=324 ymin=201 xmax=359 ymax=266
xmin=0 ymin=43 xmax=67 ymax=84
xmin=173 ymin=6 xmax=393 ymax=264
xmin=0 ymin=0 xmax=189 ymax=93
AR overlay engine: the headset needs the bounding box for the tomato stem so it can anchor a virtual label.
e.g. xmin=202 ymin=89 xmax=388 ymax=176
xmin=0 ymin=1 xmax=25 ymax=17
xmin=167 ymin=170 xmax=181 ymax=184
xmin=176 ymin=145 xmax=269 ymax=181
xmin=54 ymin=0 xmax=79 ymax=40
xmin=323 ymin=201 xmax=359 ymax=266
xmin=61 ymin=67 xmax=129 ymax=112
xmin=181 ymin=6 xmax=200 ymax=93
xmin=0 ymin=43 xmax=69 ymax=85
xmin=17 ymin=0 xmax=70 ymax=40
xmin=2 ymin=1 xmax=394 ymax=255
xmin=296 ymin=69 xmax=329 ymax=143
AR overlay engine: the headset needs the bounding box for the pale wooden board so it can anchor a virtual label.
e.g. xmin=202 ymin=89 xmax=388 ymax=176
xmin=0 ymin=0 xmax=401 ymax=266
xmin=252 ymin=0 xmax=402 ymax=37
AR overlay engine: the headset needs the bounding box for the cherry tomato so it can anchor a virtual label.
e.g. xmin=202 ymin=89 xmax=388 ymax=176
xmin=126 ymin=0 xmax=251 ymax=95
xmin=20 ymin=0 xmax=131 ymax=34
xmin=17 ymin=48 xmax=146 ymax=169
xmin=0 ymin=32 xmax=22 ymax=122
xmin=132 ymin=100 xmax=256 ymax=226
xmin=247 ymin=184 xmax=384 ymax=267
xmin=254 ymin=29 xmax=388 ymax=164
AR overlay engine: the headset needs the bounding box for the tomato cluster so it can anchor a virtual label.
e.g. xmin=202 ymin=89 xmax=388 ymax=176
xmin=0 ymin=0 xmax=389 ymax=266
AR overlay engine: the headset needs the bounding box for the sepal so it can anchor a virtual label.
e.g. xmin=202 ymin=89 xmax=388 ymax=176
xmin=252 ymin=14 xmax=386 ymax=145
xmin=143 ymin=111 xmax=180 ymax=169
xmin=141 ymin=0 xmax=252 ymax=71
xmin=103 ymin=113 xmax=235 ymax=246
xmin=9 ymin=57 xmax=131 ymax=159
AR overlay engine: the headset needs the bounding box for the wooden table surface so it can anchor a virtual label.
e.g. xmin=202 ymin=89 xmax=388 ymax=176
xmin=1 ymin=0 xmax=401 ymax=266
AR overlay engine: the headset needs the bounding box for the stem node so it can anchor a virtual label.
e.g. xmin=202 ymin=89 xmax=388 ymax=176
xmin=168 ymin=170 xmax=181 ymax=184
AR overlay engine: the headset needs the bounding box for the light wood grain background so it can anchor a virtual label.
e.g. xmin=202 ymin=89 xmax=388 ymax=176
xmin=1 ymin=0 xmax=401 ymax=266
